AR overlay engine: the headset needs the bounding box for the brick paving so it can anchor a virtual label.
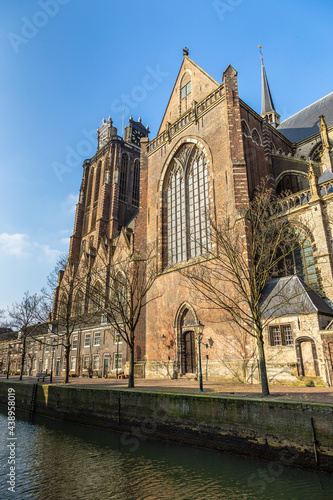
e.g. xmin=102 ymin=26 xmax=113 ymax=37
xmin=2 ymin=375 xmax=333 ymax=404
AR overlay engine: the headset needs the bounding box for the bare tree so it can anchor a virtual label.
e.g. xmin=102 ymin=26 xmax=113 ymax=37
xmin=91 ymin=236 xmax=160 ymax=388
xmin=8 ymin=291 xmax=47 ymax=380
xmin=47 ymin=256 xmax=92 ymax=383
xmin=182 ymin=180 xmax=302 ymax=396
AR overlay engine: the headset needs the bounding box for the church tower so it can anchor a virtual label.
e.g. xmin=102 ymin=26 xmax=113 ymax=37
xmin=68 ymin=116 xmax=149 ymax=262
xmin=259 ymin=47 xmax=280 ymax=128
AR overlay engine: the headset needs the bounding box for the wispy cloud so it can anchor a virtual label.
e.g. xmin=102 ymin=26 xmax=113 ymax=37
xmin=0 ymin=233 xmax=30 ymax=257
xmin=0 ymin=232 xmax=61 ymax=262
xmin=60 ymin=237 xmax=70 ymax=246
xmin=62 ymin=193 xmax=78 ymax=215
xmin=33 ymin=242 xmax=62 ymax=262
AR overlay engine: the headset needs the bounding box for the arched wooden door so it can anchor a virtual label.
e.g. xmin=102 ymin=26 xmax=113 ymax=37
xmin=184 ymin=331 xmax=196 ymax=374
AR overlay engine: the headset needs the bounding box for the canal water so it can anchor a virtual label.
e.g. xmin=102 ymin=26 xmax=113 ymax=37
xmin=1 ymin=407 xmax=333 ymax=500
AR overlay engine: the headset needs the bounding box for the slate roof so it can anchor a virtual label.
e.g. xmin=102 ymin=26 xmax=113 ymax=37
xmin=260 ymin=276 xmax=333 ymax=317
xmin=278 ymin=92 xmax=333 ymax=143
xmin=318 ymin=169 xmax=333 ymax=183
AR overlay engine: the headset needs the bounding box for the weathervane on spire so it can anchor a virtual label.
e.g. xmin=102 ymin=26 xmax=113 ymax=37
xmin=258 ymin=45 xmax=263 ymax=62
xmin=183 ymin=47 xmax=189 ymax=56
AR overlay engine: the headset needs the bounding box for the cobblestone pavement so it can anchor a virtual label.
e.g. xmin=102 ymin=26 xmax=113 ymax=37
xmin=2 ymin=375 xmax=333 ymax=404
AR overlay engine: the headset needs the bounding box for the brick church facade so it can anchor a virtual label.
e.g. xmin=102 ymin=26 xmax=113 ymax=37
xmin=3 ymin=51 xmax=333 ymax=385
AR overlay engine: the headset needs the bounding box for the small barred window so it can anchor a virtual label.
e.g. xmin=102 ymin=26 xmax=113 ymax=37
xmin=269 ymin=325 xmax=293 ymax=346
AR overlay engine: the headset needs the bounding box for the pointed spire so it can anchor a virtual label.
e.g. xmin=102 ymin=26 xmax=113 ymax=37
xmin=258 ymin=46 xmax=280 ymax=127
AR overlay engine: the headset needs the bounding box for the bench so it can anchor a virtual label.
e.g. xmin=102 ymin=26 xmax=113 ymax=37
xmin=35 ymin=372 xmax=50 ymax=382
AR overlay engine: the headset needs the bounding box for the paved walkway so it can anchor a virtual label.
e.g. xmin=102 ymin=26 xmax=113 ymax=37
xmin=2 ymin=375 xmax=333 ymax=404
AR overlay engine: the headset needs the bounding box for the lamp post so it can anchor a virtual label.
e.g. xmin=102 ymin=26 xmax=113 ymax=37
xmin=6 ymin=344 xmax=12 ymax=380
xmin=116 ymin=333 xmax=120 ymax=379
xmin=50 ymin=338 xmax=57 ymax=384
xmin=194 ymin=322 xmax=205 ymax=392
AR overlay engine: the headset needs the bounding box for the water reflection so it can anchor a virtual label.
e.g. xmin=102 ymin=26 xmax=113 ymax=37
xmin=0 ymin=408 xmax=332 ymax=500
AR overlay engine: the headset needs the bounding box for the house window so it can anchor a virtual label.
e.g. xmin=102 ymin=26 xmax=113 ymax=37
xmin=114 ymin=353 xmax=122 ymax=370
xmin=92 ymin=354 xmax=99 ymax=371
xmin=32 ymin=359 xmax=37 ymax=371
xmin=269 ymin=325 xmax=293 ymax=346
xmin=94 ymin=332 xmax=101 ymax=346
xmin=45 ymin=342 xmax=50 ymax=353
xmin=43 ymin=358 xmax=49 ymax=371
xmin=166 ymin=145 xmax=210 ymax=266
xmin=82 ymin=355 xmax=90 ymax=370
xmin=132 ymin=159 xmax=140 ymax=207
xmin=38 ymin=359 xmax=42 ymax=372
xmin=84 ymin=333 xmax=91 ymax=347
xmin=72 ymin=335 xmax=78 ymax=350
xmin=62 ymin=357 xmax=66 ymax=370
xmin=70 ymin=356 xmax=77 ymax=371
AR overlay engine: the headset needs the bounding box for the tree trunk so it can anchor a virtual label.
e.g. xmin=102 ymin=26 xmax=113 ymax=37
xmin=127 ymin=345 xmax=135 ymax=388
xmin=257 ymin=334 xmax=270 ymax=396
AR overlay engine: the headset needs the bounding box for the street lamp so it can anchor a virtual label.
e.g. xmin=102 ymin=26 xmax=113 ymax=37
xmin=194 ymin=322 xmax=205 ymax=392
xmin=50 ymin=338 xmax=57 ymax=383
xmin=116 ymin=333 xmax=120 ymax=379
xmin=6 ymin=344 xmax=12 ymax=380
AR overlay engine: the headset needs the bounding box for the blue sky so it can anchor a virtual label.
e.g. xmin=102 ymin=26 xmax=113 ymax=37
xmin=0 ymin=0 xmax=332 ymax=313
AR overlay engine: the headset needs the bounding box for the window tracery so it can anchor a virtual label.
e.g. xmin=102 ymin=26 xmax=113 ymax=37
xmin=165 ymin=144 xmax=210 ymax=266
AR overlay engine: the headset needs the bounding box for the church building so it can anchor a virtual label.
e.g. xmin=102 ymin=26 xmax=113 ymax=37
xmin=13 ymin=49 xmax=333 ymax=385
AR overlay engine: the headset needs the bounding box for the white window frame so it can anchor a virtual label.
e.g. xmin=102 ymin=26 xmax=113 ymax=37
xmin=84 ymin=333 xmax=91 ymax=348
xmin=72 ymin=334 xmax=78 ymax=350
xmin=82 ymin=355 xmax=90 ymax=370
xmin=92 ymin=354 xmax=99 ymax=371
xmin=94 ymin=332 xmax=101 ymax=346
xmin=70 ymin=356 xmax=77 ymax=372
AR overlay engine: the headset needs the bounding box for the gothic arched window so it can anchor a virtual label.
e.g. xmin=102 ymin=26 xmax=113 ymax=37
xmin=93 ymin=162 xmax=101 ymax=206
xmin=73 ymin=289 xmax=84 ymax=317
xmin=165 ymin=144 xmax=210 ymax=267
xmin=91 ymin=281 xmax=103 ymax=312
xmin=241 ymin=120 xmax=250 ymax=137
xmin=132 ymin=159 xmax=140 ymax=207
xmin=119 ymin=153 xmax=128 ymax=202
xmin=277 ymin=234 xmax=318 ymax=290
xmin=252 ymin=129 xmax=261 ymax=146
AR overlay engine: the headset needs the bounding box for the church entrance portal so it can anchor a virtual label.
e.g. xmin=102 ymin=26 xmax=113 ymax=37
xmin=184 ymin=331 xmax=196 ymax=374
xmin=295 ymin=337 xmax=319 ymax=377
xmin=177 ymin=304 xmax=198 ymax=375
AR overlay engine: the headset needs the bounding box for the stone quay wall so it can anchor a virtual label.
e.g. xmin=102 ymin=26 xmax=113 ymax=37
xmin=0 ymin=380 xmax=332 ymax=473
